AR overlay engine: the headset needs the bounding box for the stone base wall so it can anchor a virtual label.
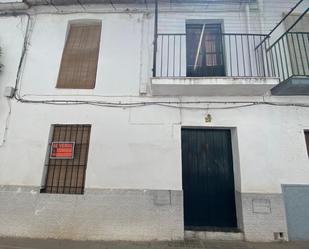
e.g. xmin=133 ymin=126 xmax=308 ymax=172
xmin=0 ymin=186 xmax=184 ymax=241
xmin=0 ymin=186 xmax=290 ymax=242
xmin=240 ymin=193 xmax=288 ymax=241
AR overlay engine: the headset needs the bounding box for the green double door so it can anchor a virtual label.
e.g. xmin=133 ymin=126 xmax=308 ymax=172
xmin=181 ymin=128 xmax=237 ymax=230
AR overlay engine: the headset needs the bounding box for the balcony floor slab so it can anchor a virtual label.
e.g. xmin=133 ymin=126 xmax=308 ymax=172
xmin=271 ymin=76 xmax=309 ymax=95
xmin=151 ymin=77 xmax=279 ymax=96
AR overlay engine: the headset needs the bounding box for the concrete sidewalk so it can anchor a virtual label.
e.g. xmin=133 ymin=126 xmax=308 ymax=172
xmin=0 ymin=238 xmax=308 ymax=249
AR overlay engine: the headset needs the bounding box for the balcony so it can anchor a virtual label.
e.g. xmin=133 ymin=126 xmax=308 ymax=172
xmin=151 ymin=30 xmax=278 ymax=96
xmin=151 ymin=1 xmax=309 ymax=96
xmin=268 ymin=31 xmax=309 ymax=95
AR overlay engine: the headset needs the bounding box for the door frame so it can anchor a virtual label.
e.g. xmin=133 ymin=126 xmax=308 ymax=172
xmin=180 ymin=126 xmax=243 ymax=231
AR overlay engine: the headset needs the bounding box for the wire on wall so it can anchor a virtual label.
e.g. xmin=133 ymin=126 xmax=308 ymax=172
xmin=0 ymin=12 xmax=33 ymax=146
xmin=0 ymin=98 xmax=12 ymax=147
xmin=14 ymin=97 xmax=309 ymax=110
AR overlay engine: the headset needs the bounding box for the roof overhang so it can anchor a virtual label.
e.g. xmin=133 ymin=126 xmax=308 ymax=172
xmin=24 ymin=0 xmax=257 ymax=6
xmin=0 ymin=0 xmax=257 ymax=11
xmin=0 ymin=0 xmax=28 ymax=10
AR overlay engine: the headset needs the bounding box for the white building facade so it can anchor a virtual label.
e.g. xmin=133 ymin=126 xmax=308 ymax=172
xmin=0 ymin=0 xmax=309 ymax=242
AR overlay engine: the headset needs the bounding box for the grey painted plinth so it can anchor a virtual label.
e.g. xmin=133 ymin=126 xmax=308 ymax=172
xmin=0 ymin=186 xmax=184 ymax=241
xmin=0 ymin=185 xmax=290 ymax=242
xmin=240 ymin=193 xmax=288 ymax=242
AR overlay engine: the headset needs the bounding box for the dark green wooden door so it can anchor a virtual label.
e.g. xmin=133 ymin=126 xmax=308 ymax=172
xmin=181 ymin=128 xmax=237 ymax=230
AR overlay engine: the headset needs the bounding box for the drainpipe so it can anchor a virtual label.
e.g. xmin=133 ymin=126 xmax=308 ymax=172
xmin=245 ymin=3 xmax=251 ymax=34
xmin=257 ymin=0 xmax=264 ymax=34
xmin=152 ymin=0 xmax=158 ymax=77
xmin=0 ymin=11 xmax=32 ymax=93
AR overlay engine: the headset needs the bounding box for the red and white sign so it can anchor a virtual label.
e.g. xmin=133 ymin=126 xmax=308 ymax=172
xmin=50 ymin=142 xmax=75 ymax=159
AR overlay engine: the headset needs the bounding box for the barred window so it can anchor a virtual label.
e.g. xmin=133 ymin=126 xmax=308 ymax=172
xmin=41 ymin=125 xmax=91 ymax=194
xmin=56 ymin=21 xmax=102 ymax=89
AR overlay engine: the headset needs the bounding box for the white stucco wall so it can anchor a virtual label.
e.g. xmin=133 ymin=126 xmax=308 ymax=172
xmin=19 ymin=13 xmax=147 ymax=96
xmin=0 ymin=16 xmax=27 ymax=144
xmin=1 ymin=96 xmax=309 ymax=193
xmin=0 ymin=3 xmax=309 ymax=195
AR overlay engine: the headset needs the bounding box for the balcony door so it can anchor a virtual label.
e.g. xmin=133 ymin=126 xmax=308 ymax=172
xmin=186 ymin=23 xmax=225 ymax=77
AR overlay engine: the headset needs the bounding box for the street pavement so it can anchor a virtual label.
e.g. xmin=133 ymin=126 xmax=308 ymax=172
xmin=0 ymin=238 xmax=308 ymax=249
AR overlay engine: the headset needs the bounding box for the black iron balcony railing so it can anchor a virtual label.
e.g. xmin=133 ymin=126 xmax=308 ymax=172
xmin=153 ymin=32 xmax=273 ymax=78
xmin=151 ymin=0 xmax=309 ymax=84
xmin=260 ymin=6 xmax=309 ymax=83
xmin=266 ymin=31 xmax=309 ymax=82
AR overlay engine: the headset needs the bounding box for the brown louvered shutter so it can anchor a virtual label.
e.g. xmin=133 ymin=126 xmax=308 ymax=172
xmin=57 ymin=22 xmax=102 ymax=89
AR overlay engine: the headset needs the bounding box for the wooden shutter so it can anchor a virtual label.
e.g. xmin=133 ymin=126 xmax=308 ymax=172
xmin=43 ymin=125 xmax=91 ymax=194
xmin=57 ymin=22 xmax=102 ymax=89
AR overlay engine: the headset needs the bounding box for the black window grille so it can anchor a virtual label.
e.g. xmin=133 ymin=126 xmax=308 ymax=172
xmin=41 ymin=124 xmax=91 ymax=194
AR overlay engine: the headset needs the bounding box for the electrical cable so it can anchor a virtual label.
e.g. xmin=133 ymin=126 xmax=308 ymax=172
xmin=0 ymin=12 xmax=32 ymax=91
xmin=14 ymin=96 xmax=309 ymax=110
xmin=0 ymin=13 xmax=31 ymax=146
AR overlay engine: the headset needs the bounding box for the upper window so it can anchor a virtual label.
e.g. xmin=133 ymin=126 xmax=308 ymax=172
xmin=305 ymin=131 xmax=309 ymax=157
xmin=56 ymin=21 xmax=102 ymax=89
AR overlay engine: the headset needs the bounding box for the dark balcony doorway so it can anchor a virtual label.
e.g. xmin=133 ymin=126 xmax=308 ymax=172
xmin=186 ymin=23 xmax=225 ymax=77
xmin=181 ymin=128 xmax=237 ymax=230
